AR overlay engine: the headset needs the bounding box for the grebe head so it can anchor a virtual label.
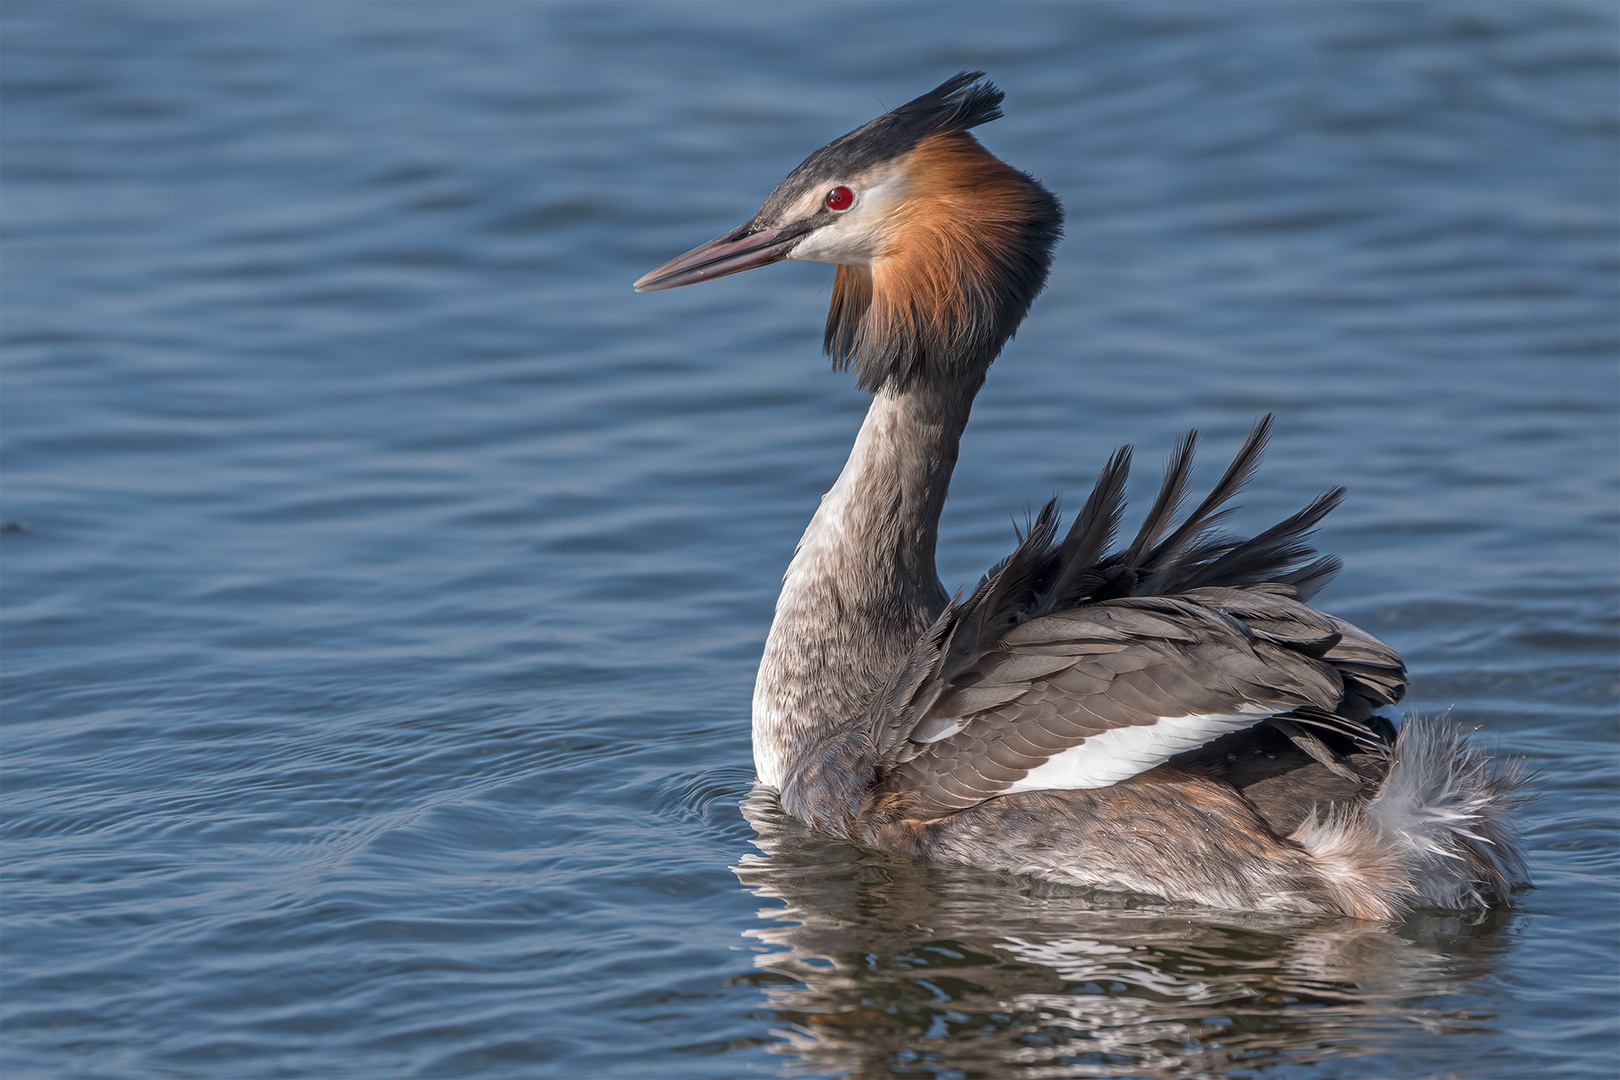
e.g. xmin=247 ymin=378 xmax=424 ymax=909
xmin=635 ymin=72 xmax=1065 ymax=393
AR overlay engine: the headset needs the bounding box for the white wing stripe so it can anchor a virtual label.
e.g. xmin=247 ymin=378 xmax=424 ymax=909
xmin=1003 ymin=704 xmax=1280 ymax=792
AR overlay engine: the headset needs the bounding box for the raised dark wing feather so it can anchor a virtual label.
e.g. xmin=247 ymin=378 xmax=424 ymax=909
xmin=865 ymin=418 xmax=1407 ymax=820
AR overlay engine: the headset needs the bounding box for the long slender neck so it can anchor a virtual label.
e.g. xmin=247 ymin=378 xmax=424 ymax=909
xmin=752 ymin=379 xmax=977 ymax=787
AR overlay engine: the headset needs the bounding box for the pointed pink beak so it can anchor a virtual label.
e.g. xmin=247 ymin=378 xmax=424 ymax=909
xmin=633 ymin=219 xmax=814 ymax=292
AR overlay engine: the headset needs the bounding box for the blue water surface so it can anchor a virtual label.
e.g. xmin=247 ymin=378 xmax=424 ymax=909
xmin=3 ymin=3 xmax=1616 ymax=1078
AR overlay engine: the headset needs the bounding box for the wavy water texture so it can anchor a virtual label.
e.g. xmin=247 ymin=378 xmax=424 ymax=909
xmin=2 ymin=3 xmax=1616 ymax=1079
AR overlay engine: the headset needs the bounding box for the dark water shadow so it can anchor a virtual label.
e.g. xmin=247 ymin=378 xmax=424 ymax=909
xmin=732 ymin=789 xmax=1520 ymax=1079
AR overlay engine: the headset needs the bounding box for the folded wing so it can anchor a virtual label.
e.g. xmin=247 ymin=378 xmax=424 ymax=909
xmin=864 ymin=418 xmax=1406 ymax=821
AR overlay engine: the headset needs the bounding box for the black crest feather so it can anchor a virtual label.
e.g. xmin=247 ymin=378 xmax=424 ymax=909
xmin=765 ymin=72 xmax=1006 ymax=201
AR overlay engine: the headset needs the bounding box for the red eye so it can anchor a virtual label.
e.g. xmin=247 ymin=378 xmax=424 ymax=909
xmin=825 ymin=186 xmax=854 ymax=211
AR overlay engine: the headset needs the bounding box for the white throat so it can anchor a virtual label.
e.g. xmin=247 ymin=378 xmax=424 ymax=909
xmin=750 ymin=386 xmax=967 ymax=788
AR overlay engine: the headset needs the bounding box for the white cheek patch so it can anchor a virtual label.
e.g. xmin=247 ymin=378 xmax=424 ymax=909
xmin=789 ymin=171 xmax=909 ymax=267
xmin=1003 ymin=705 xmax=1281 ymax=792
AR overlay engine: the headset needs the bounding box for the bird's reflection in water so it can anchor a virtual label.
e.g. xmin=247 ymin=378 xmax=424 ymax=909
xmin=733 ymin=789 xmax=1517 ymax=1079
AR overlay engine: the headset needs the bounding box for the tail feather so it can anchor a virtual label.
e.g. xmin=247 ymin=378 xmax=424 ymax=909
xmin=1290 ymin=712 xmax=1531 ymax=914
xmin=1366 ymin=712 xmax=1531 ymax=908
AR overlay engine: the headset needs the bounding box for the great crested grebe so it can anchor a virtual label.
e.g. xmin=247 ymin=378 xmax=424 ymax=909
xmin=635 ymin=73 xmax=1526 ymax=918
